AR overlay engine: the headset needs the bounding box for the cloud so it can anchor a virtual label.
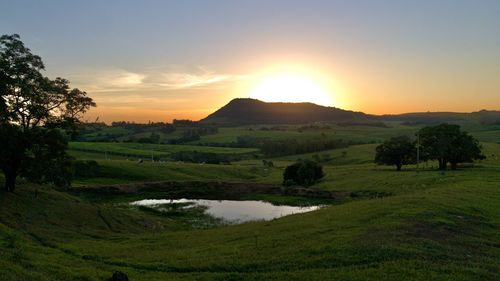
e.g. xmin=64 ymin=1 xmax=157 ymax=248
xmin=67 ymin=69 xmax=146 ymax=93
xmin=156 ymin=72 xmax=240 ymax=89
xmin=107 ymin=71 xmax=145 ymax=87
xmin=69 ymin=66 xmax=247 ymax=93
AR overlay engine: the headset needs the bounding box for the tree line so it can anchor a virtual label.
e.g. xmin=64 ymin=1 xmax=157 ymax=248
xmin=229 ymin=135 xmax=361 ymax=157
xmin=78 ymin=121 xmax=218 ymax=143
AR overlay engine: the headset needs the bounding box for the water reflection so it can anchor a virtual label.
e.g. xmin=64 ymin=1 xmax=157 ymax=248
xmin=131 ymin=198 xmax=322 ymax=223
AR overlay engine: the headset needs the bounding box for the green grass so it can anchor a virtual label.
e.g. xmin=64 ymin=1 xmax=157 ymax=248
xmin=189 ymin=122 xmax=500 ymax=145
xmin=1 ymin=137 xmax=499 ymax=280
xmin=189 ymin=124 xmax=411 ymax=145
xmin=69 ymin=141 xmax=259 ymax=160
xmin=72 ymin=160 xmax=280 ymax=186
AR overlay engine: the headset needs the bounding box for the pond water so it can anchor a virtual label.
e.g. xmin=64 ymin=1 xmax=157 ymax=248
xmin=130 ymin=198 xmax=322 ymax=223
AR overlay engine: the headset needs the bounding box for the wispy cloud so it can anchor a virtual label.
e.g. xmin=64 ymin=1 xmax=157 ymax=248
xmin=157 ymin=72 xmax=234 ymax=89
xmin=69 ymin=66 xmax=247 ymax=93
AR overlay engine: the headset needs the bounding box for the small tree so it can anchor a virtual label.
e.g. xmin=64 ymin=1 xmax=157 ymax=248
xmin=283 ymin=160 xmax=324 ymax=187
xmin=375 ymin=136 xmax=416 ymax=171
xmin=418 ymin=124 xmax=484 ymax=170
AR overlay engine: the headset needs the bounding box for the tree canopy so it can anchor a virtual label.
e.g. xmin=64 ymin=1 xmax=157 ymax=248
xmin=283 ymin=160 xmax=324 ymax=187
xmin=418 ymin=123 xmax=484 ymax=170
xmin=0 ymin=34 xmax=95 ymax=191
xmin=375 ymin=136 xmax=416 ymax=171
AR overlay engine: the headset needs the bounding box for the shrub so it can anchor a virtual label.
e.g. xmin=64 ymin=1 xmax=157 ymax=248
xmin=73 ymin=160 xmax=100 ymax=178
xmin=283 ymin=160 xmax=324 ymax=187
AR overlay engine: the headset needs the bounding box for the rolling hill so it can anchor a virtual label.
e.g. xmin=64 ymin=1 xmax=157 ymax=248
xmin=201 ymin=98 xmax=500 ymax=126
xmin=200 ymin=98 xmax=371 ymax=125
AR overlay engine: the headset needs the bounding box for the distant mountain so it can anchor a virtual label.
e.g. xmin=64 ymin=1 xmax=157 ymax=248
xmin=200 ymin=98 xmax=370 ymax=125
xmin=379 ymin=110 xmax=500 ymax=125
xmin=200 ymin=98 xmax=500 ymax=126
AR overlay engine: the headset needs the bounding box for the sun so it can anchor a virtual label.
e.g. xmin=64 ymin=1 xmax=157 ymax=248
xmin=249 ymin=73 xmax=333 ymax=107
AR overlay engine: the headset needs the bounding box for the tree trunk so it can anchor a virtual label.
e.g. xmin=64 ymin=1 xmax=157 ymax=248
xmin=396 ymin=164 xmax=402 ymax=171
xmin=3 ymin=169 xmax=17 ymax=192
xmin=450 ymin=162 xmax=457 ymax=170
xmin=438 ymin=159 xmax=447 ymax=170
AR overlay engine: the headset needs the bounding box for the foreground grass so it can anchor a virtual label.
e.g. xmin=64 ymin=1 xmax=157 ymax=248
xmin=1 ymin=143 xmax=499 ymax=280
xmin=1 ymin=169 xmax=499 ymax=280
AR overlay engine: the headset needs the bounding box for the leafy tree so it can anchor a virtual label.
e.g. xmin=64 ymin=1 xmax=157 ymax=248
xmin=283 ymin=160 xmax=324 ymax=187
xmin=374 ymin=136 xmax=416 ymax=171
xmin=0 ymin=34 xmax=95 ymax=191
xmin=418 ymin=123 xmax=484 ymax=170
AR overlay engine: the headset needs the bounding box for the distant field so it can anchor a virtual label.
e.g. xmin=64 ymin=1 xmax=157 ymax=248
xmin=69 ymin=142 xmax=259 ymax=160
xmin=189 ymin=123 xmax=414 ymax=144
xmin=71 ymin=142 xmax=500 ymax=194
xmin=189 ymin=122 xmax=500 ymax=145
xmin=71 ymin=160 xmax=279 ymax=186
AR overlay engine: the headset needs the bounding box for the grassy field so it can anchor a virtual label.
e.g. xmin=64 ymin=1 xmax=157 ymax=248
xmin=71 ymin=160 xmax=278 ymax=186
xmin=188 ymin=122 xmax=500 ymax=145
xmin=69 ymin=142 xmax=259 ymax=161
xmin=1 ymin=127 xmax=499 ymax=280
xmin=189 ymin=123 xmax=415 ymax=145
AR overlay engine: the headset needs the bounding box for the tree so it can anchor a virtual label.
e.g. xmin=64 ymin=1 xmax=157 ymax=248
xmin=0 ymin=34 xmax=95 ymax=191
xmin=374 ymin=136 xmax=416 ymax=171
xmin=283 ymin=160 xmax=324 ymax=187
xmin=418 ymin=123 xmax=484 ymax=170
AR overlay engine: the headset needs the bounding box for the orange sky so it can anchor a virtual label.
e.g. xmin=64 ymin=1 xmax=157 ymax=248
xmin=81 ymin=59 xmax=500 ymax=123
xmin=5 ymin=1 xmax=499 ymax=123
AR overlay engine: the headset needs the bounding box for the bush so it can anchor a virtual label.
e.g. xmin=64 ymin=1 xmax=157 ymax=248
xmin=283 ymin=160 xmax=324 ymax=187
xmin=262 ymin=159 xmax=274 ymax=167
xmin=73 ymin=160 xmax=100 ymax=178
xmin=170 ymin=151 xmax=237 ymax=164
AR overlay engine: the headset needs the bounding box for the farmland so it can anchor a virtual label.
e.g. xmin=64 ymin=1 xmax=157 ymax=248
xmin=1 ymin=123 xmax=499 ymax=280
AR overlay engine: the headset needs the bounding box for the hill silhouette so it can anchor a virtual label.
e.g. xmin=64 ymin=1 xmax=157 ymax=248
xmin=201 ymin=98 xmax=500 ymax=126
xmin=201 ymin=98 xmax=370 ymax=125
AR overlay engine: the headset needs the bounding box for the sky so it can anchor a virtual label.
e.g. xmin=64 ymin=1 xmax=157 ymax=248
xmin=1 ymin=0 xmax=500 ymax=122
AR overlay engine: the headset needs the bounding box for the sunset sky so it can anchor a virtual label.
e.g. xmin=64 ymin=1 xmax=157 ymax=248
xmin=1 ymin=0 xmax=500 ymax=123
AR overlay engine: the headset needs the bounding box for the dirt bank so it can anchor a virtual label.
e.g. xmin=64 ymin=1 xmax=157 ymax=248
xmin=70 ymin=181 xmax=360 ymax=200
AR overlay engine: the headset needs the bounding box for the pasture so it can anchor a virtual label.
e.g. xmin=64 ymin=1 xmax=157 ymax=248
xmin=1 ymin=124 xmax=499 ymax=280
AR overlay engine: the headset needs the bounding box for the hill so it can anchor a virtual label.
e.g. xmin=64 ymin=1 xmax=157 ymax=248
xmin=201 ymin=98 xmax=500 ymax=126
xmin=200 ymin=98 xmax=370 ymax=125
xmin=380 ymin=109 xmax=500 ymax=125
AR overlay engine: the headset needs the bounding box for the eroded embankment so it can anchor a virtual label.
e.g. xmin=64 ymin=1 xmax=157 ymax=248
xmin=70 ymin=181 xmax=390 ymax=201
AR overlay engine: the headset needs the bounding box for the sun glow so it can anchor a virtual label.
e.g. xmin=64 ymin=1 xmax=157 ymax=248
xmin=249 ymin=73 xmax=333 ymax=106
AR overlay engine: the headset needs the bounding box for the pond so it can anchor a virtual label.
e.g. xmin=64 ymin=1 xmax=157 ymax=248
xmin=130 ymin=198 xmax=322 ymax=224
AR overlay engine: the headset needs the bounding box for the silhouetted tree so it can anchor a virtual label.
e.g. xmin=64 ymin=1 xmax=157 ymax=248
xmin=0 ymin=34 xmax=95 ymax=191
xmin=283 ymin=160 xmax=324 ymax=187
xmin=375 ymin=136 xmax=416 ymax=171
xmin=418 ymin=124 xmax=484 ymax=170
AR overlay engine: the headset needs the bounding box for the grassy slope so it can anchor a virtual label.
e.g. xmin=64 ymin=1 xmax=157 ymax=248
xmin=189 ymin=122 xmax=500 ymax=145
xmin=189 ymin=124 xmax=414 ymax=144
xmin=71 ymin=161 xmax=277 ymax=186
xmin=0 ymin=142 xmax=499 ymax=280
xmin=69 ymin=142 xmax=259 ymax=160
